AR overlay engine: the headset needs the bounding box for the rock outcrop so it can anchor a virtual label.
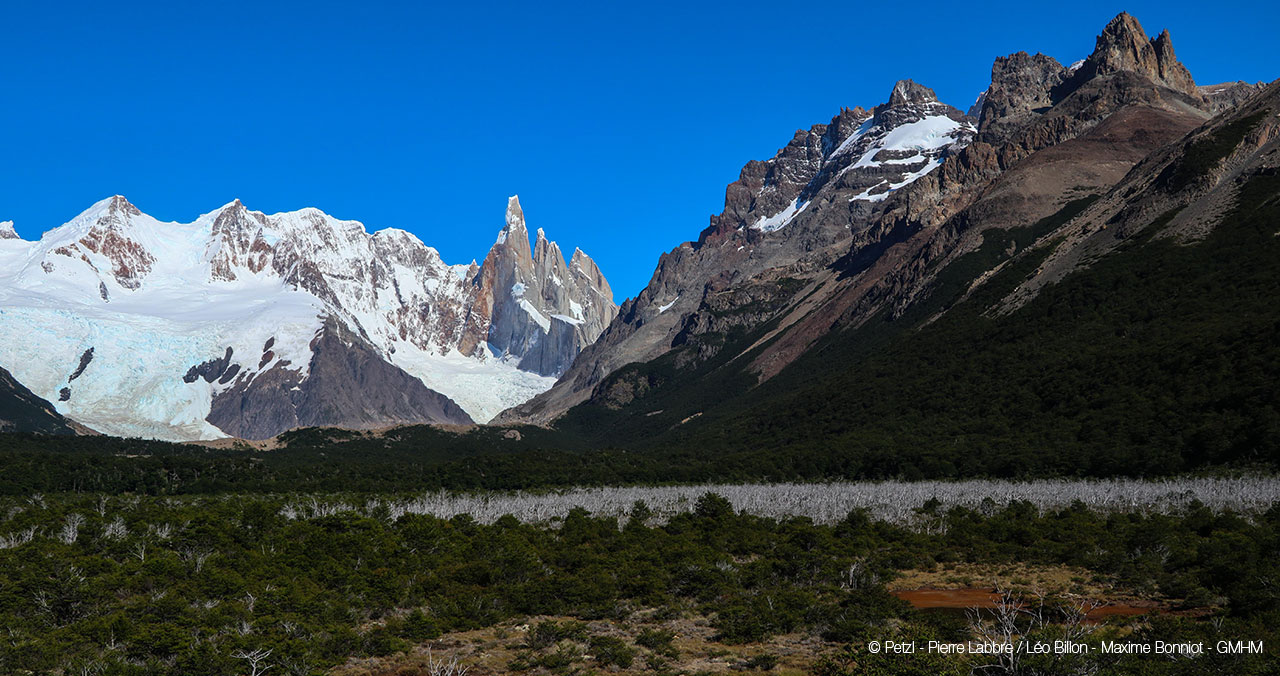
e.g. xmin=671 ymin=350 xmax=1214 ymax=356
xmin=976 ymin=52 xmax=1069 ymax=144
xmin=1199 ymin=81 xmax=1266 ymax=113
xmin=1070 ymin=12 xmax=1199 ymax=98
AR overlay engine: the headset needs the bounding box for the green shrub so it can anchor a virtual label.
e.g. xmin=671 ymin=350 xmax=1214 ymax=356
xmin=590 ymin=635 xmax=635 ymax=668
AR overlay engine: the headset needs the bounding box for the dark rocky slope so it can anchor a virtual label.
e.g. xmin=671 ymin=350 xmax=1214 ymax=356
xmin=207 ymin=319 xmax=473 ymax=440
xmin=0 ymin=366 xmax=76 ymax=435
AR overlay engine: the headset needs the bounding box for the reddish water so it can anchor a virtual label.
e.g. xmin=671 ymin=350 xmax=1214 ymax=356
xmin=892 ymin=589 xmax=1153 ymax=623
xmin=894 ymin=589 xmax=1004 ymax=609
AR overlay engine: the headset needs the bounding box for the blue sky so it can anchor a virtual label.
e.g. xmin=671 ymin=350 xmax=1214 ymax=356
xmin=1 ymin=1 xmax=1276 ymax=300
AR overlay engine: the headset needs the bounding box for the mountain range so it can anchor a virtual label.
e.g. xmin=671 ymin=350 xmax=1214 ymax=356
xmin=488 ymin=12 xmax=1277 ymax=475
xmin=2 ymin=12 xmax=1276 ymax=471
xmin=499 ymin=12 xmax=1262 ymax=423
xmin=0 ymin=195 xmax=615 ymax=439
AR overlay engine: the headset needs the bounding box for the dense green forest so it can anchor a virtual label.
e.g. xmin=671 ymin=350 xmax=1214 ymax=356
xmin=0 ymin=491 xmax=1276 ymax=675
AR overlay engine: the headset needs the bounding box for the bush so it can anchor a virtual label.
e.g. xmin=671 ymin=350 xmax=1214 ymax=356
xmin=527 ymin=620 xmax=588 ymax=649
xmin=590 ymin=635 xmax=636 ymax=668
xmin=736 ymin=652 xmax=779 ymax=671
xmin=635 ymin=627 xmax=677 ymax=657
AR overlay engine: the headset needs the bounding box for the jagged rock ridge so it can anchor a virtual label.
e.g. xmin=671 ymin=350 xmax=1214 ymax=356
xmin=463 ymin=197 xmax=617 ymax=377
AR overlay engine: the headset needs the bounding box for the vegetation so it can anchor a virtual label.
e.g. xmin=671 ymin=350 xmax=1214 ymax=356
xmin=0 ymin=490 xmax=1277 ymax=674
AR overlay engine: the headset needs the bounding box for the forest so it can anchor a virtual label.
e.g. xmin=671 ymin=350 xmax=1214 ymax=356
xmin=1 ymin=488 xmax=1278 ymax=675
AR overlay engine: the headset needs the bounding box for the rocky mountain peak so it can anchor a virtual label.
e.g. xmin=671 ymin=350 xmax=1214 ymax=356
xmin=496 ymin=195 xmax=534 ymax=265
xmin=1081 ymin=12 xmax=1197 ymax=96
xmin=56 ymin=195 xmax=157 ymax=291
xmin=0 ymin=221 xmax=16 ymax=240
xmin=872 ymin=79 xmax=957 ymax=127
xmin=74 ymin=195 xmax=142 ymax=230
xmin=976 ymin=51 xmax=1067 ymax=143
xmin=211 ymin=198 xmax=260 ymax=227
xmin=208 ymin=200 xmax=272 ymax=281
xmin=505 ymin=195 xmax=527 ymax=231
xmin=105 ymin=194 xmax=141 ymax=218
xmin=533 ymin=227 xmax=564 ymax=268
xmin=887 ymin=79 xmax=938 ymax=107
xmin=469 ymin=198 xmax=619 ymax=377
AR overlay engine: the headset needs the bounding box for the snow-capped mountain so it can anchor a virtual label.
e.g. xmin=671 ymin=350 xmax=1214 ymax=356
xmin=0 ymin=195 xmax=615 ymax=440
xmin=707 ymin=79 xmax=974 ymax=238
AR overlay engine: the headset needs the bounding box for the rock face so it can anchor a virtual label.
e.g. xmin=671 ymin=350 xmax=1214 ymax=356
xmin=0 ymin=221 xmax=16 ymax=240
xmin=0 ymin=366 xmax=74 ymax=435
xmin=1200 ymin=81 xmax=1266 ymax=113
xmin=0 ymin=195 xmax=615 ymax=439
xmin=976 ymin=52 xmax=1069 ymax=144
xmin=499 ymin=11 xmax=1245 ymax=426
xmin=1004 ymin=79 xmax=1280 ymax=310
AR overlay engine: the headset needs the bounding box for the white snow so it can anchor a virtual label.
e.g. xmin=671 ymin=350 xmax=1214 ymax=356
xmin=389 ymin=342 xmax=556 ymax=424
xmin=518 ymin=299 xmax=551 ymax=333
xmin=851 ymin=115 xmax=964 ymax=169
xmin=568 ymin=299 xmax=584 ymax=320
xmin=511 ymin=282 xmax=527 ymax=298
xmin=551 ymin=313 xmax=583 ymax=325
xmin=657 ymin=297 xmax=679 ymax=313
xmin=0 ymin=264 xmax=324 ymax=440
xmin=750 ymin=198 xmax=809 ymax=233
xmin=849 ymin=157 xmax=945 ymax=202
xmin=831 ymin=117 xmax=877 ymax=157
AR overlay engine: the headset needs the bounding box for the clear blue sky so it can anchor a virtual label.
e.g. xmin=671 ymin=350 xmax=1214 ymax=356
xmin=2 ymin=1 xmax=1276 ymax=300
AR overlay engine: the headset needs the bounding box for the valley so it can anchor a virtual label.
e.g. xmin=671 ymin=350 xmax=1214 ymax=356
xmin=1 ymin=9 xmax=1278 ymax=676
